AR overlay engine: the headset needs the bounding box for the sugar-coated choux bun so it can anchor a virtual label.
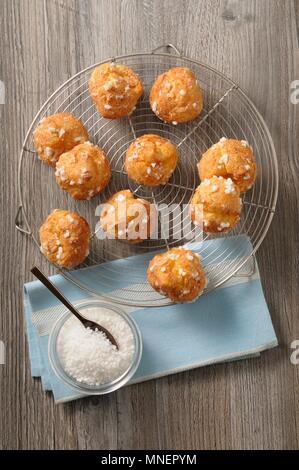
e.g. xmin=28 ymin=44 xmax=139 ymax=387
xmin=147 ymin=248 xmax=207 ymax=303
xmin=33 ymin=113 xmax=89 ymax=167
xmin=55 ymin=142 xmax=111 ymax=200
xmin=190 ymin=176 xmax=242 ymax=233
xmin=39 ymin=209 xmax=90 ymax=268
xmin=198 ymin=138 xmax=257 ymax=193
xmin=100 ymin=190 xmax=156 ymax=243
xmin=125 ymin=134 xmax=179 ymax=186
xmin=150 ymin=67 xmax=203 ymax=124
xmin=89 ymin=63 xmax=143 ymax=119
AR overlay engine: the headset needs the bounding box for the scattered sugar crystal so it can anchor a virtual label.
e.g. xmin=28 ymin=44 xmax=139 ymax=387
xmin=104 ymin=104 xmax=112 ymax=110
xmin=44 ymin=147 xmax=54 ymax=157
xmin=241 ymin=140 xmax=249 ymax=147
xmin=59 ymin=128 xmax=65 ymax=138
xmin=219 ymin=137 xmax=227 ymax=143
xmin=244 ymin=164 xmax=251 ymax=171
xmin=219 ymin=153 xmax=229 ymax=164
xmin=243 ymin=175 xmax=250 ymax=180
xmin=152 ymin=101 xmax=157 ymax=112
xmin=64 ymin=230 xmax=70 ymax=238
xmin=179 ymin=89 xmax=186 ymax=96
xmin=103 ymin=81 xmax=114 ymax=91
xmin=211 ymin=184 xmax=218 ymax=192
xmin=186 ymin=253 xmax=194 ymax=261
xmin=117 ymin=194 xmax=126 ymax=202
xmin=224 ymin=178 xmax=235 ymax=194
xmin=56 ymin=246 xmax=63 ymax=260
xmin=172 ymin=121 xmax=178 ymax=126
xmin=217 ymin=222 xmax=230 ymax=231
xmin=202 ymin=179 xmax=211 ymax=186
xmin=161 ymin=266 xmax=166 ymax=272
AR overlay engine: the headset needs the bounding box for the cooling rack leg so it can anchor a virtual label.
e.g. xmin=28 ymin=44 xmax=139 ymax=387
xmin=15 ymin=205 xmax=32 ymax=235
xmin=151 ymin=44 xmax=182 ymax=56
xmin=233 ymin=255 xmax=256 ymax=278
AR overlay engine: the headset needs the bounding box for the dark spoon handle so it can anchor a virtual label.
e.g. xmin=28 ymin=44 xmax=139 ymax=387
xmin=30 ymin=266 xmax=119 ymax=349
xmin=31 ymin=266 xmax=85 ymax=322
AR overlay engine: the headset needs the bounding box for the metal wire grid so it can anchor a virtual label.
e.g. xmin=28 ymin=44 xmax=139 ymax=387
xmin=17 ymin=45 xmax=278 ymax=307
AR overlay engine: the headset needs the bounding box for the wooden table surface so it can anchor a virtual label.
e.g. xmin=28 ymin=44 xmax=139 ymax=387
xmin=1 ymin=0 xmax=298 ymax=450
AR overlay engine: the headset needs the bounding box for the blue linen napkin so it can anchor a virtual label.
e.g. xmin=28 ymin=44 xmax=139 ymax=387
xmin=23 ymin=235 xmax=278 ymax=403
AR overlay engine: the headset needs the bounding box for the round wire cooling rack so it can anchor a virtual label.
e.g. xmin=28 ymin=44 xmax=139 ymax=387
xmin=16 ymin=44 xmax=278 ymax=308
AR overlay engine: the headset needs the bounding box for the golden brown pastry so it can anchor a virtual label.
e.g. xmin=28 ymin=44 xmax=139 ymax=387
xmin=33 ymin=113 xmax=89 ymax=167
xmin=190 ymin=176 xmax=242 ymax=233
xmin=125 ymin=134 xmax=179 ymax=186
xmin=89 ymin=63 xmax=143 ymax=119
xmin=100 ymin=190 xmax=156 ymax=243
xmin=55 ymin=142 xmax=111 ymax=200
xmin=198 ymin=138 xmax=257 ymax=193
xmin=147 ymin=248 xmax=207 ymax=303
xmin=149 ymin=67 xmax=203 ymax=124
xmin=39 ymin=209 xmax=90 ymax=268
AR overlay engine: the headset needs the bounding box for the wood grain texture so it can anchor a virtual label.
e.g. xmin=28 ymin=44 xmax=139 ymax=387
xmin=0 ymin=0 xmax=298 ymax=450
